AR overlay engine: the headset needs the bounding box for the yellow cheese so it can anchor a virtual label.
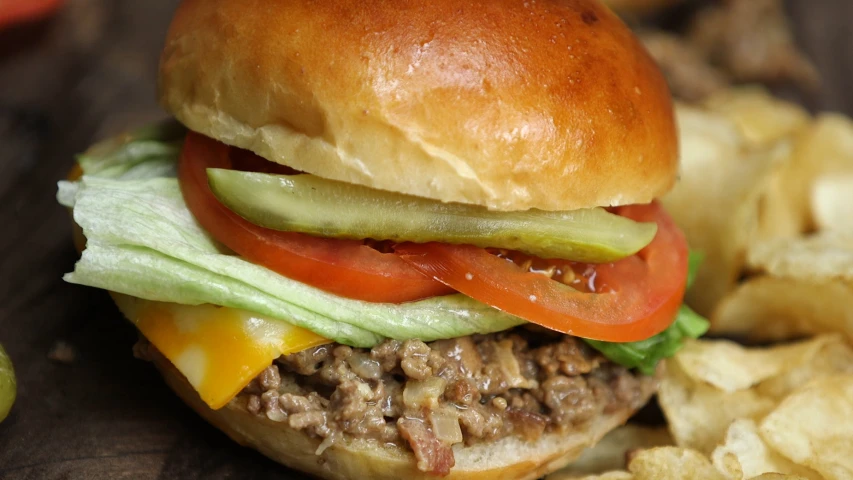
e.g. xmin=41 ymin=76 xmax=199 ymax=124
xmin=113 ymin=295 xmax=328 ymax=409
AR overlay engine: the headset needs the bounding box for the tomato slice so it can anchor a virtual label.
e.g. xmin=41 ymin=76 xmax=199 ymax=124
xmin=178 ymin=132 xmax=453 ymax=303
xmin=0 ymin=0 xmax=63 ymax=29
xmin=395 ymin=202 xmax=687 ymax=342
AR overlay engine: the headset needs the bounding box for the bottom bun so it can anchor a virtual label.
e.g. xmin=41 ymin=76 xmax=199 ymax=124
xmin=115 ymin=295 xmax=657 ymax=479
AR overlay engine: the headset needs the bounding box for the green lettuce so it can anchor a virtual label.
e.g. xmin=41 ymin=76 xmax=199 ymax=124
xmin=58 ymin=121 xmax=707 ymax=371
xmin=585 ymin=304 xmax=708 ymax=375
xmin=59 ymin=124 xmax=524 ymax=347
xmin=585 ymin=252 xmax=709 ymax=374
xmin=76 ymin=120 xmax=185 ymax=180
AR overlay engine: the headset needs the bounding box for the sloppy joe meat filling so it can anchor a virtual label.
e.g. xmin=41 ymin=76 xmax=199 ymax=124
xmin=238 ymin=327 xmax=652 ymax=475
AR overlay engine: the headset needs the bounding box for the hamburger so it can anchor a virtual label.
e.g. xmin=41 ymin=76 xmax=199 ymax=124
xmin=57 ymin=0 xmax=707 ymax=478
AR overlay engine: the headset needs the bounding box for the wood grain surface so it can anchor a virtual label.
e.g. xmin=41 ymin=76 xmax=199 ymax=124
xmin=0 ymin=1 xmax=851 ymax=479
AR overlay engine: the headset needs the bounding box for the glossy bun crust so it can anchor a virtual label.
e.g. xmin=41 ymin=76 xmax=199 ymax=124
xmin=159 ymin=0 xmax=677 ymax=211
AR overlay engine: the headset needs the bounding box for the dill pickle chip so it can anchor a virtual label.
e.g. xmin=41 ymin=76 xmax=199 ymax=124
xmin=207 ymin=169 xmax=657 ymax=262
xmin=0 ymin=344 xmax=15 ymax=422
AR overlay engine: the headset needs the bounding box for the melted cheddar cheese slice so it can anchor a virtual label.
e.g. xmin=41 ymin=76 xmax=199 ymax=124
xmin=113 ymin=294 xmax=328 ymax=409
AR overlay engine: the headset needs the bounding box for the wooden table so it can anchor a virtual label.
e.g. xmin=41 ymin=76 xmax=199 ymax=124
xmin=0 ymin=1 xmax=851 ymax=478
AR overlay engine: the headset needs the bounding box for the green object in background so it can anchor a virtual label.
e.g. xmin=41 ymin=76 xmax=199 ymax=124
xmin=0 ymin=344 xmax=15 ymax=422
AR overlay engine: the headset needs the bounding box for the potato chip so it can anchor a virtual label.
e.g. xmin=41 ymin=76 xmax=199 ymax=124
xmin=757 ymin=335 xmax=853 ymax=400
xmin=547 ymin=471 xmax=633 ymax=480
xmin=658 ymin=359 xmax=775 ymax=454
xmin=760 ymin=375 xmax=853 ymax=480
xmin=559 ymin=337 xmax=853 ymax=480
xmin=675 ymin=337 xmax=829 ymax=392
xmin=768 ymin=114 xmax=853 ymax=235
xmin=663 ymin=97 xmax=853 ymax=324
xmin=664 ymin=106 xmax=744 ymax=316
xmin=628 ymin=447 xmax=726 ymax=480
xmin=711 ymin=419 xmax=821 ymax=479
xmin=703 ymin=87 xmax=811 ymax=147
xmin=547 ymin=425 xmax=673 ymax=477
xmin=748 ymin=475 xmax=811 ymax=480
xmin=812 ymin=174 xmax=853 ymax=235
xmin=749 ymin=233 xmax=853 ymax=282
xmin=812 ymin=176 xmax=853 ymax=233
xmin=664 ymin=105 xmax=784 ymax=315
xmin=747 ymin=143 xmax=805 ymax=243
xmin=712 ymin=276 xmax=853 ymax=341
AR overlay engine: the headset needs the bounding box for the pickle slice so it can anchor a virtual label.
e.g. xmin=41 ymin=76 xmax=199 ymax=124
xmin=207 ymin=169 xmax=657 ymax=262
xmin=0 ymin=344 xmax=15 ymax=422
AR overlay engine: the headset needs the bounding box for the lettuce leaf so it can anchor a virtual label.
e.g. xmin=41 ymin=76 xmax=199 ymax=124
xmin=60 ymin=123 xmax=525 ymax=347
xmin=59 ymin=121 xmax=707 ymax=368
xmin=584 ymin=251 xmax=710 ymax=374
xmin=584 ymin=304 xmax=708 ymax=375
xmin=75 ymin=120 xmax=185 ymax=180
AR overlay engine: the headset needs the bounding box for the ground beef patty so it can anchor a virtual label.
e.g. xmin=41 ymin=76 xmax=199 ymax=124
xmin=239 ymin=327 xmax=649 ymax=475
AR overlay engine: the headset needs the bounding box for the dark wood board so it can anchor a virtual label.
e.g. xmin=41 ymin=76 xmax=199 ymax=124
xmin=0 ymin=1 xmax=851 ymax=478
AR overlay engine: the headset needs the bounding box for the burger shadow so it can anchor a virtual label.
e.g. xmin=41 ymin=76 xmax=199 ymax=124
xmin=63 ymin=291 xmax=306 ymax=479
xmin=0 ymin=232 xmax=296 ymax=479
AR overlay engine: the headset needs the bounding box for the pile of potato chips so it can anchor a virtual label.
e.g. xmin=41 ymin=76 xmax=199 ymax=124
xmin=550 ymin=88 xmax=853 ymax=480
xmin=664 ymin=87 xmax=853 ymax=340
xmin=550 ymin=335 xmax=853 ymax=479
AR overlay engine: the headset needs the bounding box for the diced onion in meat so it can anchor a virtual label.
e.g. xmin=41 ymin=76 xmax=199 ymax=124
xmin=495 ymin=339 xmax=537 ymax=389
xmin=430 ymin=408 xmax=463 ymax=445
xmin=403 ymin=377 xmax=447 ymax=408
xmin=346 ymin=354 xmax=382 ymax=380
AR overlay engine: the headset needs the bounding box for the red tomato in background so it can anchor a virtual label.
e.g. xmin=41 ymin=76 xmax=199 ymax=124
xmin=0 ymin=0 xmax=64 ymax=29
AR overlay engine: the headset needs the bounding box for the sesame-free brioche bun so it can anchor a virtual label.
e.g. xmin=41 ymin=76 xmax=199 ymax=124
xmin=143 ymin=329 xmax=657 ymax=480
xmin=159 ymin=0 xmax=678 ymax=212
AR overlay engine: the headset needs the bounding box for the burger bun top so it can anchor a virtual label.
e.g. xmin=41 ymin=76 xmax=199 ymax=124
xmin=160 ymin=0 xmax=677 ymax=211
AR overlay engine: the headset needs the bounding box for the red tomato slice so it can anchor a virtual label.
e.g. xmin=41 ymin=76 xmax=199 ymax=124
xmin=395 ymin=202 xmax=687 ymax=342
xmin=0 ymin=0 xmax=63 ymax=29
xmin=178 ymin=132 xmax=453 ymax=303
